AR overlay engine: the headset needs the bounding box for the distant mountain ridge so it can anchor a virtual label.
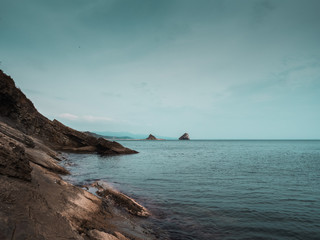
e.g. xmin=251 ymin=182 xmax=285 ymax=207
xmin=94 ymin=131 xmax=176 ymax=140
xmin=84 ymin=131 xmax=133 ymax=140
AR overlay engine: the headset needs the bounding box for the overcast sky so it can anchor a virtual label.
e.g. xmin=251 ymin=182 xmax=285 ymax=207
xmin=1 ymin=0 xmax=320 ymax=139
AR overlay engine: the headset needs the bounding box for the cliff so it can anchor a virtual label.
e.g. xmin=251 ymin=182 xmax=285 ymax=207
xmin=0 ymin=70 xmax=154 ymax=240
xmin=0 ymin=70 xmax=137 ymax=155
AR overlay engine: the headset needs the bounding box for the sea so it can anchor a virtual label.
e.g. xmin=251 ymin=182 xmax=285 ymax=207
xmin=62 ymin=140 xmax=320 ymax=240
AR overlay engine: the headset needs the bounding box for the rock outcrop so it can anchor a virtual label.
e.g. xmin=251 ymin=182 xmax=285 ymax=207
xmin=0 ymin=137 xmax=154 ymax=239
xmin=179 ymin=133 xmax=190 ymax=140
xmin=0 ymin=70 xmax=137 ymax=155
xmin=0 ymin=128 xmax=33 ymax=181
xmin=0 ymin=70 xmax=155 ymax=240
xmin=146 ymin=134 xmax=158 ymax=140
xmin=93 ymin=181 xmax=150 ymax=217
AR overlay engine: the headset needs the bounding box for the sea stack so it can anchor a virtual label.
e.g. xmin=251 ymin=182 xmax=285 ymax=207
xmin=146 ymin=134 xmax=157 ymax=140
xmin=179 ymin=133 xmax=190 ymax=140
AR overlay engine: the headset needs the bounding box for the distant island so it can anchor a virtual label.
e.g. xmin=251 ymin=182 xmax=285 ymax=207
xmin=145 ymin=134 xmax=166 ymax=140
xmin=86 ymin=131 xmax=189 ymax=141
xmin=146 ymin=134 xmax=158 ymax=140
xmin=179 ymin=133 xmax=190 ymax=140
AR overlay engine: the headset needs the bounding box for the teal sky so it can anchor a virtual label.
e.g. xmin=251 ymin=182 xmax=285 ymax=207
xmin=1 ymin=0 xmax=320 ymax=139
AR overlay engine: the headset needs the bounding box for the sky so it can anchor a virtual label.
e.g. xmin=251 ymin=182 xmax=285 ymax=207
xmin=1 ymin=0 xmax=320 ymax=139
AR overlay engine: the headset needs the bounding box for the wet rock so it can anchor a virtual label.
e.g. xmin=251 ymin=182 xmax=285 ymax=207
xmin=88 ymin=230 xmax=129 ymax=240
xmin=96 ymin=138 xmax=138 ymax=154
xmin=93 ymin=181 xmax=150 ymax=217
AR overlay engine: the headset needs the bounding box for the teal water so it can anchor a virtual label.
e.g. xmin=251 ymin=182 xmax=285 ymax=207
xmin=63 ymin=140 xmax=320 ymax=240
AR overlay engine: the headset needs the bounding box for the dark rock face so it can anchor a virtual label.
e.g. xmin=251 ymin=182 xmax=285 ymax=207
xmin=0 ymin=134 xmax=32 ymax=181
xmin=179 ymin=133 xmax=190 ymax=140
xmin=0 ymin=70 xmax=137 ymax=155
xmin=0 ymin=70 xmax=156 ymax=240
xmin=84 ymin=131 xmax=103 ymax=138
xmin=146 ymin=134 xmax=157 ymax=140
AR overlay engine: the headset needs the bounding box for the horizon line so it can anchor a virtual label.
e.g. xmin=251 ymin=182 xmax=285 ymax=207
xmin=117 ymin=138 xmax=320 ymax=141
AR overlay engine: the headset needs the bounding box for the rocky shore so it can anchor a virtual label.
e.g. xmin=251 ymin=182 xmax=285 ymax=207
xmin=0 ymin=70 xmax=155 ymax=240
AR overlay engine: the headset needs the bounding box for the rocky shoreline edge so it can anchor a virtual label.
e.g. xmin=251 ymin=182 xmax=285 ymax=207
xmin=0 ymin=70 xmax=157 ymax=240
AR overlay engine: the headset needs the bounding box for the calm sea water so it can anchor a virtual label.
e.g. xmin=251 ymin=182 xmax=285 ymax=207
xmin=63 ymin=140 xmax=320 ymax=240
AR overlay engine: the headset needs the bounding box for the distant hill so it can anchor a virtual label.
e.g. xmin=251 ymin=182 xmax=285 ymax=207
xmin=94 ymin=131 xmax=175 ymax=140
xmin=84 ymin=131 xmax=133 ymax=140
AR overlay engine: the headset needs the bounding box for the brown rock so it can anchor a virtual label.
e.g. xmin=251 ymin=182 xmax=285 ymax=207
xmin=0 ymin=134 xmax=32 ymax=181
xmin=179 ymin=133 xmax=190 ymax=140
xmin=0 ymin=70 xmax=137 ymax=155
xmin=0 ymin=121 xmax=69 ymax=175
xmin=93 ymin=181 xmax=150 ymax=217
xmin=0 ymin=69 xmax=156 ymax=240
xmin=0 ymin=162 xmax=155 ymax=240
xmin=146 ymin=134 xmax=158 ymax=140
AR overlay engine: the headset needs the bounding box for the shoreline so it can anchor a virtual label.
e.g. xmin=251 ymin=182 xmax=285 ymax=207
xmin=0 ymin=70 xmax=157 ymax=240
xmin=60 ymin=155 xmax=151 ymax=218
xmin=0 ymin=120 xmax=157 ymax=239
xmin=59 ymin=153 xmax=171 ymax=240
